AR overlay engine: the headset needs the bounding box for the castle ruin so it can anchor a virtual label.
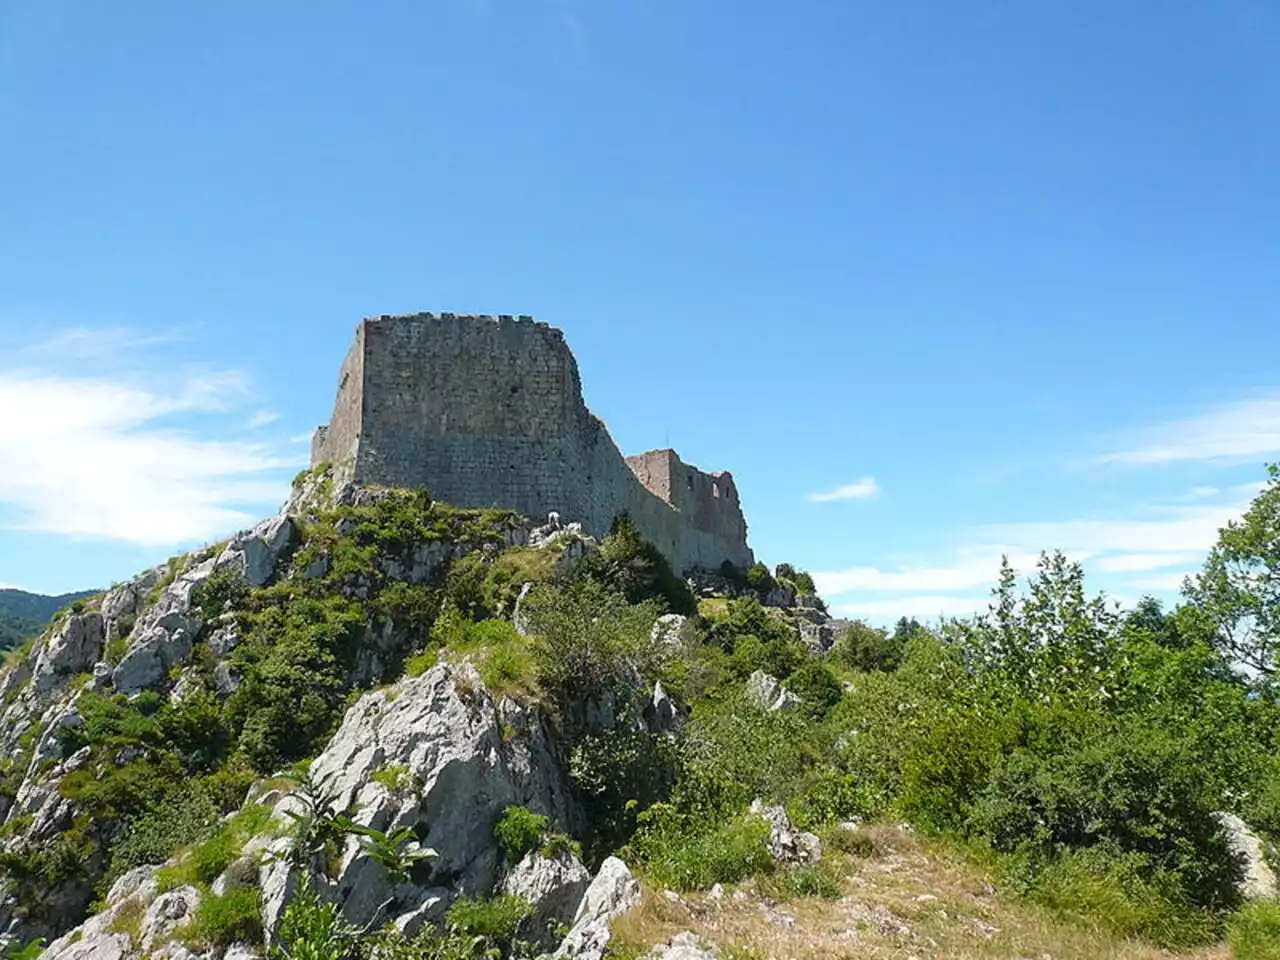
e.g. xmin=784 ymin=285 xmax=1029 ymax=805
xmin=311 ymin=313 xmax=754 ymax=573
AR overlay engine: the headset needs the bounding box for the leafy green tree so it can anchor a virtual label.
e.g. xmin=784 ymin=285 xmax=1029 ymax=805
xmin=832 ymin=620 xmax=904 ymax=673
xmin=1185 ymin=464 xmax=1280 ymax=682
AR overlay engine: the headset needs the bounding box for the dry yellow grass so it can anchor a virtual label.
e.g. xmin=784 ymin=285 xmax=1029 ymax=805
xmin=611 ymin=826 xmax=1231 ymax=960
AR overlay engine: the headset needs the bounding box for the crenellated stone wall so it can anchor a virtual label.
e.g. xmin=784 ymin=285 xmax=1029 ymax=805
xmin=311 ymin=313 xmax=753 ymax=573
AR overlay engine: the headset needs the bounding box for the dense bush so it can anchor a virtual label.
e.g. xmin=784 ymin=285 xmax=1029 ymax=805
xmin=572 ymin=514 xmax=696 ymax=616
xmin=493 ymin=806 xmax=549 ymax=862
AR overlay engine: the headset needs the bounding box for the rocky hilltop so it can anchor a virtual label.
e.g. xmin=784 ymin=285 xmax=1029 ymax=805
xmin=0 ymin=468 xmax=842 ymax=960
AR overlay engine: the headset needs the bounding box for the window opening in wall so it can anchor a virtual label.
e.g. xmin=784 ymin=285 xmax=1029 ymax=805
xmin=687 ymin=476 xmax=694 ymax=490
xmin=712 ymin=483 xmax=720 ymax=498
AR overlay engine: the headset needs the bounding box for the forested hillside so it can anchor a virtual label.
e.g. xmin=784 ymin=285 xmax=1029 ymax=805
xmin=0 ymin=589 xmax=96 ymax=651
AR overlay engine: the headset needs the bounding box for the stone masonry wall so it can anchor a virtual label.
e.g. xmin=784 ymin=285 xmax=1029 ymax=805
xmin=625 ymin=449 xmax=750 ymax=559
xmin=311 ymin=326 xmax=366 ymax=477
xmin=310 ymin=313 xmax=753 ymax=573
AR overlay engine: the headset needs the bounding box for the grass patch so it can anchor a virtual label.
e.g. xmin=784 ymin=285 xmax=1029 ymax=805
xmin=637 ymin=817 xmax=773 ymax=893
xmin=158 ymin=802 xmax=277 ymax=891
xmin=403 ymin=648 xmax=438 ymax=678
xmin=191 ymin=887 xmax=263 ymax=948
xmin=1228 ymin=901 xmax=1280 ymax=960
xmin=106 ymin=896 xmax=146 ymax=945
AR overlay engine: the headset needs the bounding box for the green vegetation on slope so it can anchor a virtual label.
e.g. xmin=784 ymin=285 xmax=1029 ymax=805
xmin=8 ymin=464 xmax=1280 ymax=958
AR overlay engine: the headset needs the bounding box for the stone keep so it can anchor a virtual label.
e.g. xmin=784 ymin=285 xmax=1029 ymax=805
xmin=311 ymin=313 xmax=754 ymax=573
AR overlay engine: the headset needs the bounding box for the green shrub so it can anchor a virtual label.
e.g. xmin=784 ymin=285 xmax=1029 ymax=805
xmin=274 ymin=876 xmax=358 ymax=960
xmin=1228 ymin=901 xmax=1280 ymax=960
xmin=572 ymin=514 xmax=695 ymax=616
xmin=743 ymin=562 xmax=777 ymax=596
xmin=1002 ymin=847 xmax=1220 ymax=948
xmin=193 ymin=887 xmax=263 ymax=947
xmin=832 ymin=620 xmax=904 ymax=673
xmin=785 ymin=660 xmax=842 ymax=720
xmin=493 ymin=806 xmax=549 ymax=862
xmin=522 ymin=581 xmax=663 ymax=712
xmin=635 ymin=815 xmax=772 ymax=892
xmin=969 ymin=723 xmax=1242 ymax=914
xmin=106 ymin=783 xmax=221 ymax=883
xmin=404 ymin=649 xmax=438 ymax=678
xmin=568 ymin=728 xmax=680 ymax=861
xmin=787 ymin=771 xmax=877 ymax=831
xmin=444 ymin=894 xmax=534 ymax=953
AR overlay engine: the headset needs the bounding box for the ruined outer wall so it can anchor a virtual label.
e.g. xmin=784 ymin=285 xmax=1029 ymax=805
xmin=310 ymin=313 xmax=753 ymax=573
xmin=312 ymin=327 xmax=366 ymax=474
xmin=626 ymin=449 xmax=750 ymax=559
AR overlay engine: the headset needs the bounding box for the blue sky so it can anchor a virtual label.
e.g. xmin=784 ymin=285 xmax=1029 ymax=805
xmin=1 ymin=1 xmax=1277 ymax=623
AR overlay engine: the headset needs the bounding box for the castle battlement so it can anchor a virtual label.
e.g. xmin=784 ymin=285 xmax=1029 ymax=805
xmin=311 ymin=313 xmax=753 ymax=573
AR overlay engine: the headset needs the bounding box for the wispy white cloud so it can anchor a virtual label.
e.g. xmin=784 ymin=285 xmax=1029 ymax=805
xmin=1093 ymin=551 xmax=1201 ymax=573
xmin=0 ymin=336 xmax=299 ymax=547
xmin=813 ymin=550 xmax=1041 ymax=596
xmin=1098 ymin=391 xmax=1280 ymax=466
xmin=813 ymin=487 xmax=1257 ymax=622
xmin=1123 ymin=572 xmax=1194 ymax=592
xmin=833 ymin=594 xmax=993 ymax=623
xmin=808 ymin=476 xmax=881 ymax=503
xmin=247 ymin=409 xmax=281 ymax=429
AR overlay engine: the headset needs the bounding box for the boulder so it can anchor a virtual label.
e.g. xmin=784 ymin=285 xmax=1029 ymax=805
xmin=218 ymin=515 xmax=297 ymax=587
xmin=501 ymin=848 xmax=592 ymax=927
xmin=111 ymin=560 xmax=213 ymax=695
xmin=140 ymin=886 xmax=202 ymax=952
xmin=745 ymin=671 xmax=801 ymax=713
xmin=750 ymin=799 xmax=822 ymax=864
xmin=651 ymin=614 xmax=688 ymax=647
xmin=1217 ymin=811 xmax=1279 ymax=901
xmin=513 ymin=582 xmax=536 ymax=637
xmin=260 ymin=837 xmax=301 ymax=943
xmin=554 ymin=856 xmax=641 ymax=960
xmin=41 ymin=932 xmax=133 ymax=960
xmin=648 ymin=932 xmax=720 ymax=959
xmin=31 ymin=614 xmax=104 ymax=695
xmin=212 ymin=854 xmax=261 ymax=897
xmin=644 ymin=681 xmax=683 ymax=734
xmin=269 ymin=663 xmax=578 ymax=932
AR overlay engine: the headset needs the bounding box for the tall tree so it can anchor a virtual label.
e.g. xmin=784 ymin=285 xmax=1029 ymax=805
xmin=1185 ymin=464 xmax=1280 ymax=682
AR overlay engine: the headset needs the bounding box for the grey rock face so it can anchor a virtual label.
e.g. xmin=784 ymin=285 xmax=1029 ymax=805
xmin=217 ymin=515 xmax=297 ymax=587
xmin=750 ymin=799 xmax=822 ymax=865
xmin=745 ymin=671 xmax=801 ymax=713
xmin=554 ymin=856 xmax=642 ymax=960
xmin=501 ymin=848 xmax=592 ymax=928
xmin=645 ymin=680 xmax=683 ymax=734
xmin=140 ymin=886 xmax=202 ymax=952
xmin=111 ymin=559 xmax=214 ymax=695
xmin=651 ymin=614 xmax=688 ymax=647
xmin=259 ymin=837 xmax=300 ymax=943
xmin=42 ymin=933 xmax=133 ymax=960
xmin=1216 ymin=811 xmax=1279 ymax=901
xmin=271 ymin=662 xmax=578 ymax=932
xmin=32 ymin=614 xmax=104 ymax=695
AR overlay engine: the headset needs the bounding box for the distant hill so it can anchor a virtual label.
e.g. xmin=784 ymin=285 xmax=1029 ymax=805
xmin=0 ymin=588 xmax=98 ymax=651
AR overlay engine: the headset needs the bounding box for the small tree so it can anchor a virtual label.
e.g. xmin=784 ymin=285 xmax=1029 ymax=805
xmin=1184 ymin=464 xmax=1280 ymax=683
